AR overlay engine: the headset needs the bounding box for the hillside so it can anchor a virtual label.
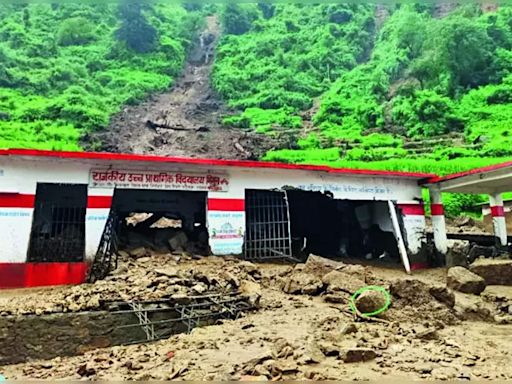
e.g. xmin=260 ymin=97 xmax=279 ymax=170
xmin=213 ymin=3 xmax=512 ymax=175
xmin=1 ymin=3 xmax=512 ymax=177
xmin=0 ymin=3 xmax=202 ymax=150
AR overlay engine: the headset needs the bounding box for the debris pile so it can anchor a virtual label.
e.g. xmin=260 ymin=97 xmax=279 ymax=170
xmin=0 ymin=254 xmax=262 ymax=316
xmin=120 ymin=212 xmax=209 ymax=256
xmin=2 ymin=253 xmax=512 ymax=380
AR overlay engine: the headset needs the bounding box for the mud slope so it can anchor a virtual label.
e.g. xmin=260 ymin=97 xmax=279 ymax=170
xmin=85 ymin=16 xmax=280 ymax=160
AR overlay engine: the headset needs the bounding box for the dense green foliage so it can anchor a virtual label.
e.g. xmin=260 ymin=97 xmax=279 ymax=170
xmin=214 ymin=4 xmax=512 ymax=176
xmin=2 ymin=3 xmax=512 ymax=217
xmin=0 ymin=3 xmax=201 ymax=150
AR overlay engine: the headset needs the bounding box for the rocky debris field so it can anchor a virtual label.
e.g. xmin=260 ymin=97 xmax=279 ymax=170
xmin=1 ymin=255 xmax=512 ymax=380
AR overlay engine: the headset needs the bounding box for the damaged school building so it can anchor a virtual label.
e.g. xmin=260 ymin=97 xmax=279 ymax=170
xmin=0 ymin=149 xmax=509 ymax=289
xmin=0 ymin=149 xmax=433 ymax=288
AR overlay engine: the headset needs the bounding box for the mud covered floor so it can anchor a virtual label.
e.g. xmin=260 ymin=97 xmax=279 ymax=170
xmin=1 ymin=254 xmax=512 ymax=380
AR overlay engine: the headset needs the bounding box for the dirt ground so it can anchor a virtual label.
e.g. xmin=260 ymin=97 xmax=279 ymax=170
xmin=84 ymin=16 xmax=282 ymax=160
xmin=1 ymin=254 xmax=512 ymax=381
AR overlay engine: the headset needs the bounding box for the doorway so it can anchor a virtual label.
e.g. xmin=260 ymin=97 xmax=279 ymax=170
xmin=27 ymin=183 xmax=87 ymax=262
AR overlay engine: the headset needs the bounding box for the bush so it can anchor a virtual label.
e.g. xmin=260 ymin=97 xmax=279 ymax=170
xmin=57 ymin=17 xmax=96 ymax=46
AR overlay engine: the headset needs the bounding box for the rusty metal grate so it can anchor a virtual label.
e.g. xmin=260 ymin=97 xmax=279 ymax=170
xmin=244 ymin=189 xmax=294 ymax=261
xmin=28 ymin=184 xmax=87 ymax=262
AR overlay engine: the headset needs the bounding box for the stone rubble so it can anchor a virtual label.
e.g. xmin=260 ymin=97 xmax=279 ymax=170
xmin=1 ymin=253 xmax=512 ymax=380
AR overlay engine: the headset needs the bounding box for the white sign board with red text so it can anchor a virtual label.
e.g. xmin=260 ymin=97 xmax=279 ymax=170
xmin=89 ymin=169 xmax=229 ymax=192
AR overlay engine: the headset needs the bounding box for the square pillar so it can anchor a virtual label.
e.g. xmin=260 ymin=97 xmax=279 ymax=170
xmin=489 ymin=192 xmax=508 ymax=247
xmin=429 ymin=186 xmax=448 ymax=255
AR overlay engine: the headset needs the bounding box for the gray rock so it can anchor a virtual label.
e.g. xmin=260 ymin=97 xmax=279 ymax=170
xmin=340 ymin=348 xmax=377 ymax=363
xmin=355 ymin=290 xmax=388 ymax=314
xmin=469 ymin=259 xmax=512 ymax=286
xmin=322 ymin=270 xmax=365 ymax=294
xmin=447 ymin=266 xmax=486 ymax=294
xmin=168 ymin=231 xmax=188 ymax=251
xmin=283 ymin=272 xmax=323 ymax=295
xmin=446 ymin=240 xmax=470 ymax=267
xmin=429 ymin=285 xmax=455 ymax=307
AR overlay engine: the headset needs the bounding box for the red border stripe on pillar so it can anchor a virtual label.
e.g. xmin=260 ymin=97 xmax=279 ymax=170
xmin=208 ymin=198 xmax=245 ymax=211
xmin=398 ymin=203 xmax=425 ymax=216
xmin=431 ymin=204 xmax=444 ymax=216
xmin=87 ymin=196 xmax=113 ymax=209
xmin=0 ymin=193 xmax=35 ymax=208
xmin=491 ymin=206 xmax=505 ymax=217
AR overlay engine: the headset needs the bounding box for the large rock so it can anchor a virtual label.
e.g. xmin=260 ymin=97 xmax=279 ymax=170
xmin=446 ymin=240 xmax=470 ymax=267
xmin=168 ymin=231 xmax=188 ymax=252
xmin=429 ymin=285 xmax=455 ymax=308
xmin=340 ymin=348 xmax=377 ymax=363
xmin=283 ymin=272 xmax=323 ymax=295
xmin=322 ymin=270 xmax=365 ymax=294
xmin=469 ymin=259 xmax=512 ymax=286
xmin=240 ymin=281 xmax=262 ymax=307
xmin=355 ymin=290 xmax=389 ymax=314
xmin=305 ymin=254 xmax=345 ymax=275
xmin=447 ymin=266 xmax=486 ymax=294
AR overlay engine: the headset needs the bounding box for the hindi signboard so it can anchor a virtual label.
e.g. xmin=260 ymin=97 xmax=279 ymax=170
xmin=89 ymin=169 xmax=229 ymax=192
xmin=208 ymin=211 xmax=245 ymax=255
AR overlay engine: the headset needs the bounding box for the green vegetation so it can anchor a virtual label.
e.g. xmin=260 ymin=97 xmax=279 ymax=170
xmin=2 ymin=3 xmax=512 ymax=217
xmin=214 ymin=4 xmax=512 ymax=178
xmin=0 ymin=3 xmax=201 ymax=150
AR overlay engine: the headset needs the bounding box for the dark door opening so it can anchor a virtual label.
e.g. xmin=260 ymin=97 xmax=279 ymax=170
xmin=244 ymin=188 xmax=402 ymax=264
xmin=112 ymin=189 xmax=209 ymax=255
xmin=28 ymin=183 xmax=87 ymax=262
xmin=89 ymin=189 xmax=209 ymax=282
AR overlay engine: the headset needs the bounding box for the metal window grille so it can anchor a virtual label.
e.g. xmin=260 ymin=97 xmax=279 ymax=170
xmin=244 ymin=190 xmax=293 ymax=261
xmin=28 ymin=205 xmax=86 ymax=262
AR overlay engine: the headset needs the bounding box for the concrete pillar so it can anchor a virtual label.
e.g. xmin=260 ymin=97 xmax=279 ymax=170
xmin=489 ymin=192 xmax=508 ymax=247
xmin=429 ymin=186 xmax=448 ymax=255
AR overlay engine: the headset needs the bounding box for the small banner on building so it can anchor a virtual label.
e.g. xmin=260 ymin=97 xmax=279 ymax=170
xmin=208 ymin=211 xmax=245 ymax=255
xmin=89 ymin=169 xmax=229 ymax=192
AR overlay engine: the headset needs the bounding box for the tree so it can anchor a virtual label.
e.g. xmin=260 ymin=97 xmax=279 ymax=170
xmin=57 ymin=17 xmax=95 ymax=46
xmin=221 ymin=4 xmax=256 ymax=35
xmin=115 ymin=2 xmax=157 ymax=53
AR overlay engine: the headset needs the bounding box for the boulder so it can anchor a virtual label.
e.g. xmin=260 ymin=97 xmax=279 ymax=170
xmin=240 ymin=281 xmax=262 ymax=307
xmin=283 ymin=272 xmax=323 ymax=295
xmin=322 ymin=270 xmax=365 ymax=294
xmin=447 ymin=266 xmax=486 ymax=294
xmin=446 ymin=240 xmax=470 ymax=267
xmin=340 ymin=348 xmax=377 ymax=363
xmin=355 ymin=290 xmax=388 ymax=314
xmin=168 ymin=231 xmax=188 ymax=252
xmin=128 ymin=247 xmax=149 ymax=259
xmin=469 ymin=259 xmax=512 ymax=286
xmin=339 ymin=264 xmax=366 ymax=281
xmin=468 ymin=245 xmax=495 ymax=263
xmin=429 ymin=285 xmax=455 ymax=308
xmin=305 ymin=255 xmax=345 ymax=275
xmin=301 ymin=342 xmax=325 ymax=363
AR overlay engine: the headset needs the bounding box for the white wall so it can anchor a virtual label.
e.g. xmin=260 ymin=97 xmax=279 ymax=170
xmin=0 ymin=156 xmax=426 ymax=262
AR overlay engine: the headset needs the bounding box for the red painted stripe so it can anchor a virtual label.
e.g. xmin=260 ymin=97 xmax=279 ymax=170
xmin=0 ymin=193 xmax=35 ymax=208
xmin=208 ymin=198 xmax=245 ymax=211
xmin=430 ymin=204 xmax=444 ymax=216
xmin=410 ymin=262 xmax=429 ymax=271
xmin=0 ymin=149 xmax=434 ymax=179
xmin=87 ymin=196 xmax=112 ymax=209
xmin=398 ymin=203 xmax=425 ymax=216
xmin=0 ymin=262 xmax=89 ymax=289
xmin=491 ymin=206 xmax=505 ymax=217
